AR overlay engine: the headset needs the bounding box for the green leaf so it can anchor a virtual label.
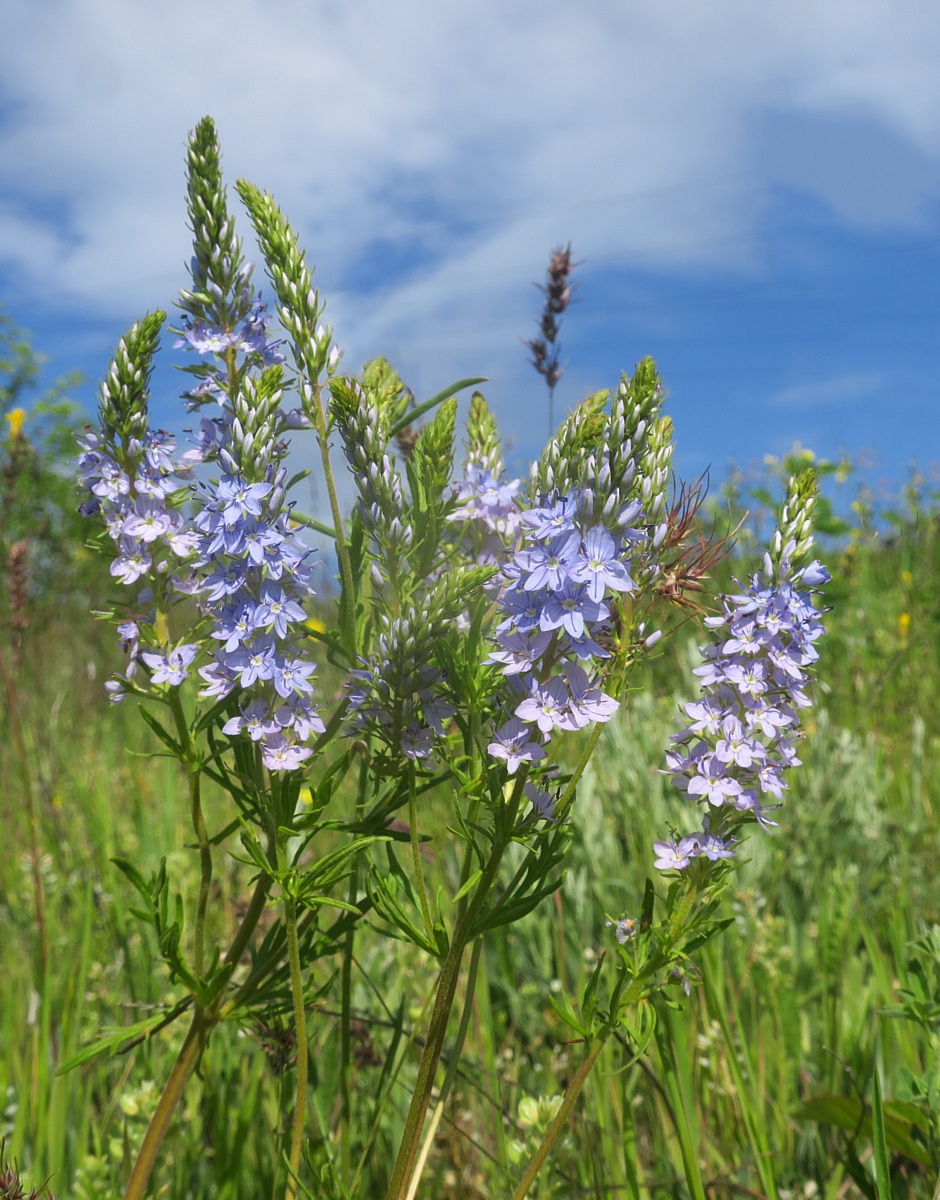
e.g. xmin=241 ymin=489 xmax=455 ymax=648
xmin=299 ymin=895 xmax=363 ymax=916
xmin=137 ymin=705 xmax=184 ymax=757
xmin=198 ymin=962 xmax=236 ymax=1008
xmin=453 ymin=868 xmax=483 ymax=904
xmin=581 ymin=955 xmax=606 ymax=1028
xmin=871 ymin=1070 xmax=891 ymax=1200
xmin=365 ymin=859 xmax=439 ymax=957
xmin=111 ymin=857 xmax=152 ymax=904
xmin=387 ymin=377 xmax=487 ymax=439
xmin=295 ymin=836 xmax=388 ymax=896
xmin=683 ymin=915 xmax=736 ymax=954
xmin=549 ymin=993 xmax=588 ymax=1039
xmin=471 ymin=877 xmax=562 ymax=935
xmin=58 ymin=1000 xmax=191 ymax=1072
xmin=795 ymin=1094 xmax=932 ymax=1169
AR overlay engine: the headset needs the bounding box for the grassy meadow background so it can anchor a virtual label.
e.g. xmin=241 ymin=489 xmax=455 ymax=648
xmin=1 ymin=327 xmax=939 ymax=1198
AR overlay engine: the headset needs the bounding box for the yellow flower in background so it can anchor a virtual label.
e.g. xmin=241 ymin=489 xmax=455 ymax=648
xmin=5 ymin=407 xmax=25 ymax=438
xmin=305 ymin=615 xmax=326 ymax=635
xmin=898 ymin=612 xmax=910 ymax=645
xmin=901 ymin=570 xmax=913 ymax=587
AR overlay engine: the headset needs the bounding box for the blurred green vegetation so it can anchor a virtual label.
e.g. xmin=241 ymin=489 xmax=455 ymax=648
xmin=2 ymin=313 xmax=939 ymax=1198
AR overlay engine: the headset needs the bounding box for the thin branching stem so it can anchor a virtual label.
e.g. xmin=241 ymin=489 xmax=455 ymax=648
xmin=408 ymin=769 xmax=434 ymax=942
xmin=303 ymin=372 xmax=357 ymax=657
xmin=511 ymin=1028 xmax=611 ymax=1200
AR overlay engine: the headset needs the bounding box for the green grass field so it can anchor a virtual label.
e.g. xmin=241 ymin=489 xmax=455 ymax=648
xmin=2 ymin=478 xmax=939 ymax=1199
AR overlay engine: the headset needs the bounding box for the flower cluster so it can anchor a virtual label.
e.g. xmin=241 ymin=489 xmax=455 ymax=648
xmin=346 ymin=615 xmax=454 ymax=761
xmin=452 ymin=465 xmax=521 ymax=537
xmin=76 ymin=427 xmax=202 ymax=587
xmin=486 ymin=488 xmax=643 ymax=770
xmin=189 ymin=469 xmax=325 ymax=770
xmin=654 ymin=551 xmax=830 ymax=870
xmin=78 ymin=301 xmax=325 ymax=771
xmin=176 ymin=298 xmax=285 ymax=364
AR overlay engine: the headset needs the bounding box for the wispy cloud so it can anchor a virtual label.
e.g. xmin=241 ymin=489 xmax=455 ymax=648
xmin=2 ymin=0 xmax=940 ymax=329
xmin=2 ymin=0 xmax=939 ymax=482
xmin=767 ymin=370 xmax=883 ymax=411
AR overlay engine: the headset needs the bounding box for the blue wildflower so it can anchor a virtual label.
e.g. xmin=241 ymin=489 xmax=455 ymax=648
xmin=656 ymin=541 xmax=829 ymax=871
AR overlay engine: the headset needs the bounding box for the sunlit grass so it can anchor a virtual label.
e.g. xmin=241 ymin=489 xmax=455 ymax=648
xmin=2 ymin=489 xmax=939 ymax=1198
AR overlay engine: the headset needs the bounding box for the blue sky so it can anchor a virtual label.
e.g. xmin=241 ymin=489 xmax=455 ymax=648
xmin=1 ymin=0 xmax=939 ymax=502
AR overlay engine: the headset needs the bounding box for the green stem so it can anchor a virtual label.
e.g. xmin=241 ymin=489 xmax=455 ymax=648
xmin=555 ymin=719 xmax=606 ymax=820
xmin=385 ymin=827 xmax=514 ymax=1200
xmin=348 ymin=978 xmax=438 ymax=1199
xmin=124 ymin=827 xmax=276 ymax=1198
xmin=512 ymin=1027 xmax=613 ymax=1200
xmin=303 ymin=373 xmax=356 ymax=656
xmin=406 ymin=938 xmax=484 ymax=1200
xmin=340 ymin=752 xmax=371 ymax=1175
xmin=168 ymin=690 xmax=212 ymax=978
xmin=655 ymin=1007 xmax=707 ymax=1200
xmin=190 ymin=770 xmax=211 ymax=978
xmin=339 ymin=860 xmax=359 ymax=1178
xmin=123 ymin=1007 xmax=214 ymax=1200
xmin=408 ymin=771 xmax=434 ymax=942
xmin=279 ymin=830 xmax=309 ymax=1200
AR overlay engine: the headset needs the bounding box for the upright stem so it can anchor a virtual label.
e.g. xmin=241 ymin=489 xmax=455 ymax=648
xmin=124 ymin=1008 xmax=214 ymax=1200
xmin=511 ymin=1028 xmax=612 ymax=1200
xmin=190 ymin=771 xmax=211 ymax=979
xmin=303 ymin=373 xmax=357 ymax=656
xmin=555 ymin=719 xmax=605 ymax=820
xmin=279 ymin=830 xmax=309 ymax=1200
xmin=385 ymin=828 xmax=514 ymax=1200
xmin=340 ymin=754 xmax=370 ymax=1174
xmin=513 ymin=969 xmax=639 ymax=1200
xmin=167 ymin=691 xmax=212 ymax=978
xmin=124 ymin=829 xmax=275 ymax=1200
xmin=406 ymin=938 xmax=484 ymax=1200
xmin=408 ymin=773 xmax=434 ymax=942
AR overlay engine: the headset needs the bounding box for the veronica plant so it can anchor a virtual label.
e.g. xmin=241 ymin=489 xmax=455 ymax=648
xmin=510 ymin=472 xmax=830 ymax=1200
xmin=74 ymin=117 xmax=830 ymax=1200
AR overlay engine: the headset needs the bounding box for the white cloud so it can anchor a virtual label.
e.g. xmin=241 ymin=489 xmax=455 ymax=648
xmin=1 ymin=0 xmax=940 ymax=412
xmin=767 ymin=370 xmax=883 ymax=411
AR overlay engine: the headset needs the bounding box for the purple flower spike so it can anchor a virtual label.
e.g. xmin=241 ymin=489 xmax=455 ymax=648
xmin=656 ymin=534 xmax=828 ymax=866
